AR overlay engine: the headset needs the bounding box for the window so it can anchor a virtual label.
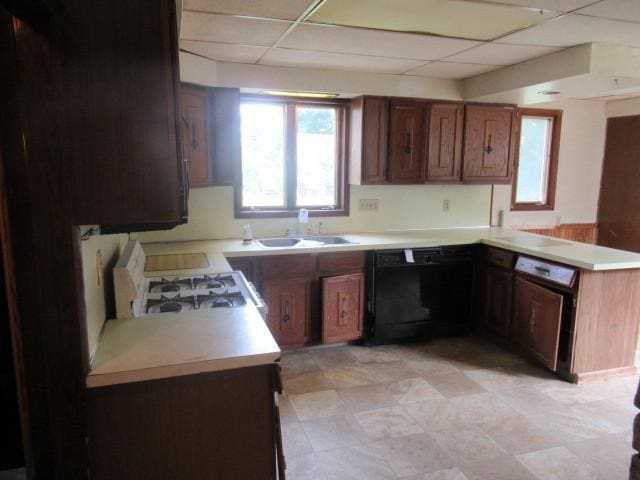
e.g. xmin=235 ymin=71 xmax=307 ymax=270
xmin=236 ymin=96 xmax=348 ymax=217
xmin=511 ymin=108 xmax=562 ymax=211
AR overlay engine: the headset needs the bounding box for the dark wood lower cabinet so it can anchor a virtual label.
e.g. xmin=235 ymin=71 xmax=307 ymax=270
xmin=511 ymin=276 xmax=564 ymax=371
xmin=322 ymin=273 xmax=364 ymax=344
xmin=263 ymin=278 xmax=310 ymax=347
xmin=484 ymin=266 xmax=513 ymax=337
xmin=88 ymin=364 xmax=282 ymax=480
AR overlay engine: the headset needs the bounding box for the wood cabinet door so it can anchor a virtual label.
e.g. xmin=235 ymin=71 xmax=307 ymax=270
xmin=462 ymin=105 xmax=516 ymax=183
xmin=210 ymin=87 xmax=241 ymax=186
xmin=263 ymin=278 xmax=309 ymax=347
xmin=484 ymin=266 xmax=513 ymax=337
xmin=181 ymin=84 xmax=212 ymax=188
xmin=388 ymin=101 xmax=425 ymax=183
xmin=426 ymin=103 xmax=463 ymax=182
xmin=512 ymin=276 xmax=563 ymax=370
xmin=358 ymin=97 xmax=389 ymax=184
xmin=322 ymin=273 xmax=364 ymax=344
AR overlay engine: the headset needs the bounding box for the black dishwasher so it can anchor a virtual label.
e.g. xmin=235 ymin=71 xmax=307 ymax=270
xmin=366 ymin=246 xmax=475 ymax=345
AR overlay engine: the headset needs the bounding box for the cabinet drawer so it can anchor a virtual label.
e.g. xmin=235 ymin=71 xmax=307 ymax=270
xmin=317 ymin=252 xmax=365 ymax=275
xmin=486 ymin=247 xmax=515 ymax=269
xmin=260 ymin=254 xmax=314 ymax=280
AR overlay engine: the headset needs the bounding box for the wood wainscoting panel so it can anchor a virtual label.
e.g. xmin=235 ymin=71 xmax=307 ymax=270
xmin=518 ymin=223 xmax=598 ymax=244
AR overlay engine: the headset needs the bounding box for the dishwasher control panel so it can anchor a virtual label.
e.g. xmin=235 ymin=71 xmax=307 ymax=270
xmin=514 ymin=256 xmax=577 ymax=288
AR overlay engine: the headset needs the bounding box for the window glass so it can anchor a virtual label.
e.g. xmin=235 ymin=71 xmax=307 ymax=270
xmin=240 ymin=103 xmax=286 ymax=208
xmin=296 ymin=106 xmax=337 ymax=207
xmin=515 ymin=116 xmax=553 ymax=204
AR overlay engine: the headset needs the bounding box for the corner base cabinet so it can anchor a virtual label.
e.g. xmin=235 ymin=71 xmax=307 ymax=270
xmin=88 ymin=364 xmax=284 ymax=480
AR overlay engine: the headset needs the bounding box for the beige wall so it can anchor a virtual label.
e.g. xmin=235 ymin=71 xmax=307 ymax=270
xmin=134 ymin=184 xmax=492 ymax=242
xmin=491 ymin=99 xmax=607 ymax=228
xmin=606 ymin=97 xmax=640 ymax=118
xmin=80 ymin=231 xmax=127 ymax=357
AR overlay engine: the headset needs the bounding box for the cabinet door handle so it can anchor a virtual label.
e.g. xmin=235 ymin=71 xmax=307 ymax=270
xmin=534 ymin=266 xmax=550 ymax=275
xmin=405 ymin=132 xmax=412 ymax=154
xmin=191 ymin=125 xmax=199 ymax=150
xmin=530 ymin=309 xmax=536 ymax=334
xmin=282 ymin=301 xmax=290 ymax=324
xmin=485 ymin=134 xmax=493 ymax=154
xmin=340 ymin=296 xmax=348 ymax=323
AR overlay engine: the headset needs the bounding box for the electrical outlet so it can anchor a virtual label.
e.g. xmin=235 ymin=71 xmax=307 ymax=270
xmin=443 ymin=199 xmax=450 ymax=212
xmin=359 ymin=199 xmax=379 ymax=212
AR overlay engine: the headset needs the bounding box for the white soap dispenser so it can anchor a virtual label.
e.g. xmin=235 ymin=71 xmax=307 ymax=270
xmin=242 ymin=224 xmax=253 ymax=244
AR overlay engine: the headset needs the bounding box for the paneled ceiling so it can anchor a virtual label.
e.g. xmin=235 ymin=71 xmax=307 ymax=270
xmin=180 ymin=0 xmax=640 ymax=80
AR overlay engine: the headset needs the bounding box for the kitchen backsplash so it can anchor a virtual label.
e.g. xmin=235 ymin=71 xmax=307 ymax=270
xmin=132 ymin=184 xmax=492 ymax=243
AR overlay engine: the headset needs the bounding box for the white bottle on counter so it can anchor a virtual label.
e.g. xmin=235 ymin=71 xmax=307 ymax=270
xmin=242 ymin=224 xmax=253 ymax=244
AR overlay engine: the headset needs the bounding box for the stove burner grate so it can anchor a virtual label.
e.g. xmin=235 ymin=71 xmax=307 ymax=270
xmin=197 ymin=290 xmax=246 ymax=308
xmin=146 ymin=294 xmax=197 ymax=313
xmin=148 ymin=277 xmax=194 ymax=293
xmin=193 ymin=274 xmax=237 ymax=291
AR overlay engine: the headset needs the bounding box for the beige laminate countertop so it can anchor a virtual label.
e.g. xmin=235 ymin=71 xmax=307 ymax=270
xmin=89 ymin=226 xmax=640 ymax=388
xmin=142 ymin=226 xmax=640 ymax=272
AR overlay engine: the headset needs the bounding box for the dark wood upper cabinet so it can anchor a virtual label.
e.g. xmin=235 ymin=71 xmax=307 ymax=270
xmin=349 ymin=96 xmax=389 ymax=185
xmin=210 ymin=87 xmax=241 ymax=186
xmin=425 ymin=103 xmax=463 ymax=182
xmin=512 ymin=276 xmax=563 ymax=371
xmin=462 ymin=105 xmax=517 ymax=183
xmin=388 ymin=100 xmax=425 ymax=183
xmin=181 ymin=84 xmax=212 ymax=188
xmin=322 ymin=273 xmax=364 ymax=344
xmin=65 ymin=0 xmax=187 ymax=227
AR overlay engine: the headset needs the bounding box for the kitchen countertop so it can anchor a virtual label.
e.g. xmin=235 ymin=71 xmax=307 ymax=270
xmin=89 ymin=226 xmax=640 ymax=388
xmin=142 ymin=226 xmax=640 ymax=272
xmin=87 ymin=306 xmax=280 ymax=388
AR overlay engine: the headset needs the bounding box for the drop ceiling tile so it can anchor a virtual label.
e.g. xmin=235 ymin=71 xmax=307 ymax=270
xmin=180 ymin=40 xmax=268 ymax=63
xmin=181 ymin=11 xmax=291 ymax=46
xmin=183 ymin=0 xmax=315 ymax=20
xmin=577 ymin=0 xmax=640 ymax=23
xmin=406 ymin=61 xmax=498 ymax=79
xmin=280 ymin=24 xmax=480 ymax=60
xmin=307 ymin=0 xmax=558 ymax=41
xmin=497 ymin=13 xmax=640 ymax=47
xmin=486 ymin=0 xmax=596 ymax=11
xmin=444 ymin=42 xmax=561 ymax=65
xmin=260 ymin=48 xmax=426 ymax=74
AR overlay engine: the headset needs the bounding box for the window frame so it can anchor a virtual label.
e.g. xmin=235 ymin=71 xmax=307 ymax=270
xmin=511 ymin=108 xmax=562 ymax=212
xmin=234 ymin=94 xmax=350 ymax=219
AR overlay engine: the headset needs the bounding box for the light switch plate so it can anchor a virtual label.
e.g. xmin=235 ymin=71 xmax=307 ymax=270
xmin=443 ymin=199 xmax=450 ymax=212
xmin=359 ymin=199 xmax=379 ymax=212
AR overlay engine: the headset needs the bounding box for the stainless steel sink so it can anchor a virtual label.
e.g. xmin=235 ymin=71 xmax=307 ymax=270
xmin=302 ymin=235 xmax=355 ymax=245
xmin=256 ymin=235 xmax=356 ymax=249
xmin=256 ymin=237 xmax=302 ymax=248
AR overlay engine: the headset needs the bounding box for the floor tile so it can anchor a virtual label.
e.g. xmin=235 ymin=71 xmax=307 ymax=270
xmin=355 ymin=405 xmax=424 ymax=440
xmin=385 ymin=377 xmax=444 ymax=404
xmin=281 ymin=422 xmax=314 ymax=457
xmin=301 ymin=414 xmax=368 ymax=452
xmin=461 ymin=455 xmax=538 ymax=480
xmin=290 ymin=389 xmax=345 ymax=421
xmin=426 ymin=372 xmax=486 ymax=398
xmin=315 ymin=445 xmax=397 ymax=480
xmin=348 ymin=345 xmax=401 ymax=364
xmin=366 ymin=360 xmax=422 ymax=383
xmin=495 ymin=386 xmax=565 ymax=416
xmin=281 ymin=351 xmax=321 ymax=376
xmin=284 ymin=371 xmax=334 ymax=395
xmin=310 ymin=347 xmax=359 ymax=370
xmin=429 ymin=425 xmax=507 ymax=465
xmin=481 ymin=414 xmax=561 ymax=454
xmin=517 ymin=446 xmax=603 ymax=480
xmin=285 ymin=452 xmax=325 ymax=480
xmin=525 ymin=408 xmax=610 ymax=443
xmin=337 ymin=383 xmax=398 ymax=413
xmin=419 ymin=468 xmax=469 ymax=480
xmin=406 ymin=355 xmax=460 ymax=377
xmin=404 ymin=398 xmax=471 ymax=431
xmin=323 ymin=364 xmax=378 ymax=389
xmin=449 ymin=391 xmax=519 ymax=426
xmin=362 ymin=432 xmax=455 ymax=477
xmin=566 ymin=433 xmax=634 ymax=480
xmin=279 ymin=394 xmax=299 ymax=424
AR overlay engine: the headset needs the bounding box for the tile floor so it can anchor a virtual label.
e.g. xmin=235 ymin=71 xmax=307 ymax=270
xmin=279 ymin=335 xmax=638 ymax=480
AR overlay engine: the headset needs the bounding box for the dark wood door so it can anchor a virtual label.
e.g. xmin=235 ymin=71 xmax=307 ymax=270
xmin=322 ymin=273 xmax=364 ymax=344
xmin=426 ymin=103 xmax=463 ymax=182
xmin=350 ymin=96 xmax=389 ymax=184
xmin=388 ymin=100 xmax=425 ymax=183
xmin=181 ymin=84 xmax=212 ymax=188
xmin=263 ymin=278 xmax=309 ymax=347
xmin=462 ymin=105 xmax=516 ymax=183
xmin=66 ymin=0 xmax=186 ymax=226
xmin=512 ymin=276 xmax=563 ymax=370
xmin=597 ymin=115 xmax=640 ymax=252
xmin=484 ymin=266 xmax=513 ymax=337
